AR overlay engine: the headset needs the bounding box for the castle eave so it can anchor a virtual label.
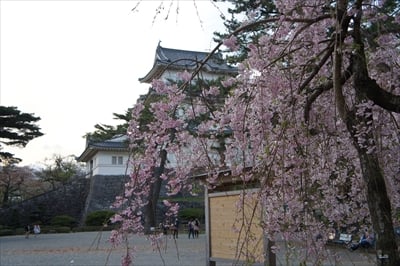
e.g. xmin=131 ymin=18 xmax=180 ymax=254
xmin=77 ymin=146 xmax=128 ymax=162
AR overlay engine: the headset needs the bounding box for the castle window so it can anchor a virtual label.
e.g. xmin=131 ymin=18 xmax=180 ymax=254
xmin=112 ymin=156 xmax=123 ymax=165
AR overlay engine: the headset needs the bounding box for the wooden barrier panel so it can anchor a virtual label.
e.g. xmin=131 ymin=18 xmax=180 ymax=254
xmin=209 ymin=191 xmax=264 ymax=263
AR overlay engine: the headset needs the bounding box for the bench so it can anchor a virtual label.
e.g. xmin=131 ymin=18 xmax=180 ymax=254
xmin=332 ymin=233 xmax=352 ymax=245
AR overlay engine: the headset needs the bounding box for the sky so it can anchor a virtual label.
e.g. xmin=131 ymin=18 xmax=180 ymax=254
xmin=0 ymin=0 xmax=231 ymax=167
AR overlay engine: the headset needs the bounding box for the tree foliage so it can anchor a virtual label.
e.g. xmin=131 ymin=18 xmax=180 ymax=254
xmin=85 ymin=210 xmax=116 ymax=226
xmin=37 ymin=154 xmax=83 ymax=190
xmin=85 ymin=109 xmax=133 ymax=142
xmin=0 ymin=165 xmax=33 ymax=207
xmin=0 ymin=106 xmax=43 ymax=164
xmin=214 ymin=0 xmax=277 ymax=64
xmin=112 ymin=1 xmax=400 ymax=265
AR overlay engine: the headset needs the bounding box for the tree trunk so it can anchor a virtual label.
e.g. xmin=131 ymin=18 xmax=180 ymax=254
xmin=2 ymin=188 xmax=9 ymax=207
xmin=343 ymin=82 xmax=400 ymax=265
xmin=340 ymin=7 xmax=400 ymax=263
xmin=357 ymin=150 xmax=399 ymax=265
xmin=143 ymin=149 xmax=167 ymax=234
xmin=143 ymin=177 xmax=163 ymax=234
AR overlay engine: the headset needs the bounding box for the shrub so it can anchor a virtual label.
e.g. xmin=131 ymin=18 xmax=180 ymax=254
xmin=85 ymin=210 xmax=115 ymax=226
xmin=73 ymin=225 xmax=103 ymax=232
xmin=73 ymin=224 xmax=117 ymax=232
xmin=15 ymin=228 xmax=25 ymax=235
xmin=41 ymin=226 xmax=71 ymax=233
xmin=51 ymin=215 xmax=76 ymax=228
xmin=0 ymin=229 xmax=15 ymax=236
xmin=179 ymin=208 xmax=204 ymax=220
xmin=0 ymin=225 xmax=14 ymax=236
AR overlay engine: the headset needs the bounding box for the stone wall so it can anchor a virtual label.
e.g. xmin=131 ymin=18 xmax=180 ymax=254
xmin=79 ymin=175 xmax=128 ymax=224
xmin=0 ymin=175 xmax=128 ymax=227
xmin=0 ymin=177 xmax=90 ymax=227
xmin=0 ymin=174 xmax=204 ymax=228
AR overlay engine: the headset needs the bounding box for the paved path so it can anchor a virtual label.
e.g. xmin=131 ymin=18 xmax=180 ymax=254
xmin=0 ymin=232 xmax=377 ymax=266
xmin=0 ymin=231 xmax=206 ymax=266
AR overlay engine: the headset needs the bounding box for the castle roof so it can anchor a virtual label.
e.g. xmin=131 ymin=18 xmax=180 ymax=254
xmin=139 ymin=43 xmax=237 ymax=83
xmin=77 ymin=135 xmax=129 ymax=162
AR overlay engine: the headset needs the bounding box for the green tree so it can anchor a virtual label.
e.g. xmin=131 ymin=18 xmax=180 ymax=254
xmin=37 ymin=154 xmax=83 ymax=190
xmin=213 ymin=0 xmax=276 ymax=64
xmin=0 ymin=106 xmax=43 ymax=164
xmin=85 ymin=109 xmax=132 ymax=142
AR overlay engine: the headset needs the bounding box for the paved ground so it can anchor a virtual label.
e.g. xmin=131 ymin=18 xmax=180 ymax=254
xmin=0 ymin=231 xmax=378 ymax=266
xmin=0 ymin=231 xmax=205 ymax=266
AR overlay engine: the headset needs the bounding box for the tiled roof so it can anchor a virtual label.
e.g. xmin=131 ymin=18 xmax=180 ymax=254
xmin=77 ymin=136 xmax=129 ymax=162
xmin=139 ymin=43 xmax=237 ymax=83
xmin=87 ymin=141 xmax=127 ymax=149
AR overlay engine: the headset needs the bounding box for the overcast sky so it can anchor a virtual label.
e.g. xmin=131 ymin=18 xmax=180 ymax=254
xmin=0 ymin=0 xmax=231 ymax=167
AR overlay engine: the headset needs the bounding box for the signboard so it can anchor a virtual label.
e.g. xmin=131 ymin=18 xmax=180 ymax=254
xmin=208 ymin=190 xmax=264 ymax=264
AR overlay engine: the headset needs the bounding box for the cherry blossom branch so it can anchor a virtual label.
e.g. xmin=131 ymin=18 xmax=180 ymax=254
xmin=304 ymin=60 xmax=353 ymax=122
xmin=180 ymin=14 xmax=332 ymax=92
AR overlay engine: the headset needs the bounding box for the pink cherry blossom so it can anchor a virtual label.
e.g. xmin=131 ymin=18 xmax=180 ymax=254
xmin=111 ymin=1 xmax=400 ymax=265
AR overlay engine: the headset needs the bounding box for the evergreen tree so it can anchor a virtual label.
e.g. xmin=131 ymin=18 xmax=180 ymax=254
xmin=0 ymin=106 xmax=43 ymax=164
xmin=213 ymin=0 xmax=277 ymax=64
xmin=85 ymin=108 xmax=133 ymax=141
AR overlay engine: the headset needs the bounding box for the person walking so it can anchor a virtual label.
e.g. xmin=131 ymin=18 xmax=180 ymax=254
xmin=194 ymin=218 xmax=200 ymax=238
xmin=188 ymin=219 xmax=195 ymax=239
xmin=172 ymin=218 xmax=179 ymax=239
xmin=33 ymin=224 xmax=41 ymax=237
xmin=24 ymin=225 xmax=30 ymax=239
